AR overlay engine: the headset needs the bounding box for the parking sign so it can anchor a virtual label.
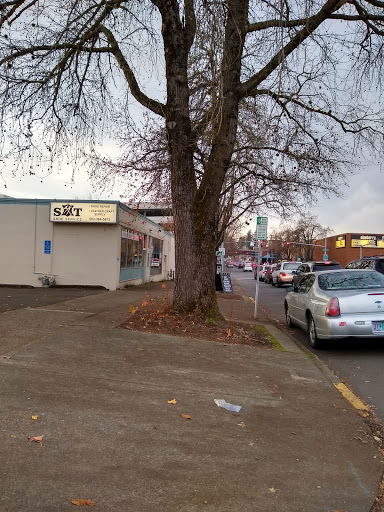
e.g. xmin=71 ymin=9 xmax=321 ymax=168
xmin=256 ymin=217 xmax=268 ymax=240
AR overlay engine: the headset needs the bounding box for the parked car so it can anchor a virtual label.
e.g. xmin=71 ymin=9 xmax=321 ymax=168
xmin=285 ymin=269 xmax=384 ymax=349
xmin=292 ymin=261 xmax=342 ymax=286
xmin=264 ymin=264 xmax=277 ymax=284
xmin=151 ymin=258 xmax=160 ymax=267
xmin=243 ymin=261 xmax=253 ymax=272
xmin=271 ymin=261 xmax=301 ymax=287
xmin=257 ymin=264 xmax=270 ymax=281
xmin=345 ymin=256 xmax=384 ymax=275
xmin=238 ymin=260 xmax=245 ymax=269
xmin=226 ymin=260 xmax=233 ymax=268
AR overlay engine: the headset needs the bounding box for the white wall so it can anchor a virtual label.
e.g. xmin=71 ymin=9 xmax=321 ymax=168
xmin=0 ymin=203 xmax=50 ymax=287
xmin=51 ymin=223 xmax=119 ymax=289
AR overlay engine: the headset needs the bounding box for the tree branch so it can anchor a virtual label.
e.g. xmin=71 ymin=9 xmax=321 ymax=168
xmin=240 ymin=0 xmax=347 ymax=97
xmin=99 ymin=25 xmax=166 ymax=117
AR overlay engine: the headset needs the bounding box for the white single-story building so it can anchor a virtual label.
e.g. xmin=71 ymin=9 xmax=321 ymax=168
xmin=0 ymin=198 xmax=175 ymax=289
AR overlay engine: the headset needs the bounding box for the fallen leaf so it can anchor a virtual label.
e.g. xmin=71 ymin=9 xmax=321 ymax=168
xmin=141 ymin=301 xmax=148 ymax=307
xmin=181 ymin=414 xmax=192 ymax=420
xmin=168 ymin=399 xmax=177 ymax=405
xmin=129 ymin=305 xmax=138 ymax=315
xmin=226 ymin=328 xmax=232 ymax=337
xmin=249 ymin=442 xmax=254 ymax=446
xmin=237 ymin=422 xmax=246 ymax=427
xmin=31 ymin=415 xmax=38 ymax=421
xmin=162 ymin=284 xmax=166 ymax=288
xmin=28 ymin=435 xmax=44 ymax=444
xmin=71 ymin=499 xmax=96 ymax=507
xmin=269 ymin=487 xmax=278 ymax=493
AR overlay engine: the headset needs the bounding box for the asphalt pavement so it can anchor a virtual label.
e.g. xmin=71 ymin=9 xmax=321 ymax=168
xmin=0 ymin=282 xmax=383 ymax=511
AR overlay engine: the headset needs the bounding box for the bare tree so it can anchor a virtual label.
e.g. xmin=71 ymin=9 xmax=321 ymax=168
xmin=0 ymin=0 xmax=384 ymax=315
xmin=268 ymin=215 xmax=331 ymax=261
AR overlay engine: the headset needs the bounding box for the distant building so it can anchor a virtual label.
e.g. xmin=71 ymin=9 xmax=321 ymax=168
xmin=0 ymin=198 xmax=175 ymax=289
xmin=313 ymin=233 xmax=384 ymax=267
xmin=124 ymin=202 xmax=174 ymax=231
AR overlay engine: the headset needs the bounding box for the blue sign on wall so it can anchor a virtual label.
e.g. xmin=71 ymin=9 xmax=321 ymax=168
xmin=44 ymin=240 xmax=51 ymax=254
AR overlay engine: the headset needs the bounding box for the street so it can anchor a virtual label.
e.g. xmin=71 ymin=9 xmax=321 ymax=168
xmin=230 ymin=267 xmax=384 ymax=424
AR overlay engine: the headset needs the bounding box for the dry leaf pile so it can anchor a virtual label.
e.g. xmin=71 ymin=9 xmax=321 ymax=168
xmin=121 ymin=290 xmax=270 ymax=347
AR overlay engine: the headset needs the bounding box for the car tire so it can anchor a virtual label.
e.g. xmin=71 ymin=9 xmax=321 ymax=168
xmin=307 ymin=314 xmax=323 ymax=349
xmin=277 ymin=279 xmax=282 ymax=288
xmin=285 ymin=303 xmax=294 ymax=328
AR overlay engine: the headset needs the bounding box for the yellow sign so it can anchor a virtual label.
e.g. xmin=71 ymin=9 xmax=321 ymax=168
xmin=335 ymin=236 xmax=345 ymax=248
xmin=351 ymin=235 xmax=384 ymax=249
xmin=50 ymin=202 xmax=118 ymax=223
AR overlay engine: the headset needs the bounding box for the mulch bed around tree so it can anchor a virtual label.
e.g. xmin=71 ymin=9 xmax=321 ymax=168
xmin=120 ymin=289 xmax=273 ymax=348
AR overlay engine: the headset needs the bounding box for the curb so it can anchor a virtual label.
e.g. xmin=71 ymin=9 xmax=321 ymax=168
xmin=239 ymin=287 xmax=375 ymax=419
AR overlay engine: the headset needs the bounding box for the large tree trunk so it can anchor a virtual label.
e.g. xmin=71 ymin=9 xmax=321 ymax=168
xmin=158 ymin=0 xmax=248 ymax=315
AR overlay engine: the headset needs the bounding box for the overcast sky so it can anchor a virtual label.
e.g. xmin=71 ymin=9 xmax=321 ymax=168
xmin=2 ymin=159 xmax=383 ymax=238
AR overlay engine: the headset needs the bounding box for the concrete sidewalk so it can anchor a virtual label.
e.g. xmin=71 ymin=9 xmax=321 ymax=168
xmin=0 ymin=282 xmax=383 ymax=511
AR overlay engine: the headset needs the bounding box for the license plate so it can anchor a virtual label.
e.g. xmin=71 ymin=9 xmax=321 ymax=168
xmin=372 ymin=321 xmax=384 ymax=333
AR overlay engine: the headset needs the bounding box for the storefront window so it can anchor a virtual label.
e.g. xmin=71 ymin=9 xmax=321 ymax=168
xmin=120 ymin=228 xmax=143 ymax=268
xmin=150 ymin=237 xmax=163 ymax=275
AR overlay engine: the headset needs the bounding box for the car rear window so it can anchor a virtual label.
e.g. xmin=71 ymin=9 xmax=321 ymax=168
xmin=283 ymin=263 xmax=301 ymax=270
xmin=318 ymin=271 xmax=384 ymax=290
xmin=313 ymin=263 xmax=342 ymax=271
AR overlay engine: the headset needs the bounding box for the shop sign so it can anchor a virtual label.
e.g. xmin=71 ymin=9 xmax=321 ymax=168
xmin=351 ymin=234 xmax=384 ymax=248
xmin=335 ymin=235 xmax=346 ymax=248
xmin=50 ymin=202 xmax=118 ymax=223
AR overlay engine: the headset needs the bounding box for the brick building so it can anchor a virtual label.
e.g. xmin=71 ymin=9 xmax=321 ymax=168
xmin=313 ymin=233 xmax=384 ymax=267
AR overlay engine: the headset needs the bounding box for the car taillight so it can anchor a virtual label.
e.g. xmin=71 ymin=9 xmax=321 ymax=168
xmin=279 ymin=272 xmax=286 ymax=277
xmin=326 ymin=297 xmax=340 ymax=317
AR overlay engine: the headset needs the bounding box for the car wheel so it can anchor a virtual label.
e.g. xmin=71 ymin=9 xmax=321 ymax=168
xmin=277 ymin=279 xmax=282 ymax=288
xmin=307 ymin=314 xmax=323 ymax=349
xmin=285 ymin=303 xmax=294 ymax=328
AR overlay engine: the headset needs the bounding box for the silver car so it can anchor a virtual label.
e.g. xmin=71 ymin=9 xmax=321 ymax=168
xmin=272 ymin=261 xmax=301 ymax=287
xmin=285 ymin=269 xmax=384 ymax=349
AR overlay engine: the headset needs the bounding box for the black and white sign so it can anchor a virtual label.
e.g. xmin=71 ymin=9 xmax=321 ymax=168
xmin=220 ymin=272 xmax=233 ymax=293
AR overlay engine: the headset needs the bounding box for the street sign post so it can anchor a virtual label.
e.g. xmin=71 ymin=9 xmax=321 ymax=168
xmin=254 ymin=218 xmax=268 ymax=319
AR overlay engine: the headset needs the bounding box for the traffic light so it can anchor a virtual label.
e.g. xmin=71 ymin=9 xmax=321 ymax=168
xmin=260 ymin=241 xmax=263 ymax=246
